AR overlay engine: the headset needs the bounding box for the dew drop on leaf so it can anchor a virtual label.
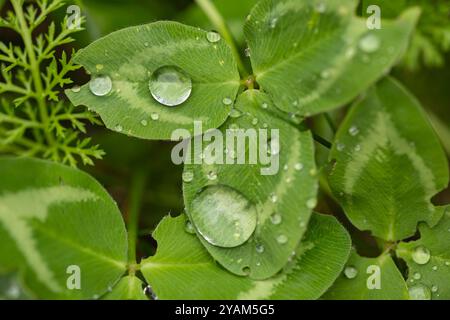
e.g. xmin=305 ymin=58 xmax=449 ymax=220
xmin=270 ymin=213 xmax=282 ymax=225
xmin=190 ymin=185 xmax=257 ymax=248
xmin=359 ymin=34 xmax=380 ymax=53
xmin=294 ymin=163 xmax=304 ymax=171
xmin=149 ymin=66 xmax=192 ymax=107
xmin=229 ymin=109 xmax=242 ymax=118
xmin=207 ymin=171 xmax=217 ymax=181
xmin=223 ymin=97 xmax=233 ymax=106
xmin=431 ymin=285 xmax=439 ymax=293
xmin=409 ymin=284 xmax=431 ymax=300
xmin=184 ymin=220 xmax=196 ymax=234
xmin=114 ymin=124 xmax=123 ymax=132
xmin=348 ymin=125 xmax=360 ymax=136
xmin=256 ymin=243 xmax=265 ymax=254
xmin=344 ymin=266 xmax=358 ymax=279
xmin=276 ymin=234 xmax=288 ymax=244
xmin=413 ymin=272 xmax=421 ymax=280
xmin=140 ymin=119 xmax=148 ymax=127
xmin=151 ymin=112 xmax=160 ymax=121
xmin=71 ymin=85 xmax=81 ymax=93
xmin=206 ymin=31 xmax=221 ymax=43
xmin=182 ymin=170 xmax=194 ymax=183
xmin=314 ymin=2 xmax=327 ymax=13
xmin=306 ymin=198 xmax=317 ymax=209
xmin=412 ymin=245 xmax=431 ymax=265
xmin=89 ymin=75 xmax=112 ymax=96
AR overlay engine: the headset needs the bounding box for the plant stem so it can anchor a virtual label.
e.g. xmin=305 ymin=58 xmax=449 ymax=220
xmin=324 ymin=113 xmax=337 ymax=134
xmin=12 ymin=0 xmax=55 ymax=148
xmin=195 ymin=0 xmax=249 ymax=77
xmin=127 ymin=168 xmax=148 ymax=265
xmin=313 ymin=133 xmax=332 ymax=149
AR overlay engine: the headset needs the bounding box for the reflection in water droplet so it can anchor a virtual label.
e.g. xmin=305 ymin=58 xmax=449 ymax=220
xmin=344 ymin=266 xmax=358 ymax=279
xmin=409 ymin=284 xmax=431 ymax=300
xmin=276 ymin=234 xmax=288 ymax=244
xmin=206 ymin=31 xmax=221 ymax=43
xmin=182 ymin=171 xmax=194 ymax=183
xmin=149 ymin=66 xmax=192 ymax=107
xmin=190 ymin=185 xmax=257 ymax=248
xmin=270 ymin=213 xmax=282 ymax=225
xmin=412 ymin=245 xmax=431 ymax=265
xmin=89 ymin=75 xmax=112 ymax=96
xmin=359 ymin=34 xmax=380 ymax=53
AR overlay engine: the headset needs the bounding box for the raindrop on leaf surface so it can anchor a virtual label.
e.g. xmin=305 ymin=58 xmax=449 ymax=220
xmin=149 ymin=66 xmax=192 ymax=107
xmin=344 ymin=266 xmax=358 ymax=279
xmin=412 ymin=245 xmax=431 ymax=265
xmin=89 ymin=75 xmax=112 ymax=96
xmin=409 ymin=284 xmax=431 ymax=300
xmin=206 ymin=31 xmax=221 ymax=43
xmin=190 ymin=185 xmax=257 ymax=248
xmin=359 ymin=34 xmax=381 ymax=53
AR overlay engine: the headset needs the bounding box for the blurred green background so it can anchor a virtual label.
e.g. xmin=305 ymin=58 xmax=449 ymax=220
xmin=0 ymin=0 xmax=449 ymax=264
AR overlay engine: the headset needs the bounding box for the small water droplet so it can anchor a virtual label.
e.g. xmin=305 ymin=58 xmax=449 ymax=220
xmin=432 ymin=265 xmax=438 ymax=271
xmin=252 ymin=118 xmax=259 ymax=125
xmin=95 ymin=64 xmax=104 ymax=71
xmin=354 ymin=144 xmax=361 ymax=152
xmin=151 ymin=112 xmax=160 ymax=121
xmin=344 ymin=266 xmax=358 ymax=279
xmin=223 ymin=97 xmax=233 ymax=106
xmin=71 ymin=85 xmax=81 ymax=93
xmin=149 ymin=66 xmax=192 ymax=107
xmin=306 ymin=198 xmax=317 ymax=209
xmin=256 ymin=243 xmax=265 ymax=253
xmin=261 ymin=102 xmax=268 ymax=109
xmin=294 ymin=163 xmax=304 ymax=171
xmin=445 ymin=261 xmax=450 ymax=266
xmin=190 ymin=185 xmax=257 ymax=248
xmin=206 ymin=31 xmax=221 ymax=43
xmin=207 ymin=171 xmax=217 ymax=181
xmin=182 ymin=171 xmax=194 ymax=183
xmin=431 ymin=285 xmax=439 ymax=293
xmin=89 ymin=75 xmax=112 ymax=96
xmin=276 ymin=234 xmax=288 ymax=244
xmin=336 ymin=143 xmax=345 ymax=152
xmin=229 ymin=109 xmax=242 ymax=118
xmin=269 ymin=18 xmax=278 ymax=29
xmin=409 ymin=284 xmax=431 ymax=300
xmin=348 ymin=126 xmax=359 ymax=136
xmin=412 ymin=245 xmax=431 ymax=265
xmin=269 ymin=193 xmax=278 ymax=203
xmin=270 ymin=213 xmax=282 ymax=225
xmin=185 ymin=220 xmax=196 ymax=234
xmin=140 ymin=119 xmax=148 ymax=126
xmin=359 ymin=34 xmax=380 ymax=53
xmin=244 ymin=48 xmax=251 ymax=57
xmin=314 ymin=2 xmax=326 ymax=13
xmin=321 ymin=69 xmax=332 ymax=79
xmin=413 ymin=272 xmax=421 ymax=280
xmin=115 ymin=124 xmax=123 ymax=132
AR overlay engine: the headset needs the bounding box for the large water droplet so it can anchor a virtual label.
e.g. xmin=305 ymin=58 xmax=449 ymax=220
xmin=409 ymin=284 xmax=431 ymax=300
xmin=359 ymin=34 xmax=380 ymax=53
xmin=206 ymin=31 xmax=221 ymax=43
xmin=344 ymin=266 xmax=358 ymax=279
xmin=149 ymin=66 xmax=192 ymax=107
xmin=412 ymin=245 xmax=431 ymax=265
xmin=190 ymin=185 xmax=257 ymax=248
xmin=89 ymin=75 xmax=112 ymax=96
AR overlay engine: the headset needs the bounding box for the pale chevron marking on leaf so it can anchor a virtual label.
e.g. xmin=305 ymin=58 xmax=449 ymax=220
xmin=237 ymin=275 xmax=286 ymax=300
xmin=0 ymin=186 xmax=98 ymax=292
xmin=343 ymin=112 xmax=437 ymax=238
xmin=257 ymin=134 xmax=302 ymax=225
